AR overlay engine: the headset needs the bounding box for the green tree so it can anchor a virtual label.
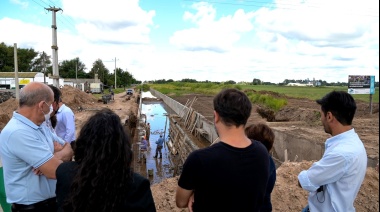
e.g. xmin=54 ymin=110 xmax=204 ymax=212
xmin=0 ymin=42 xmax=38 ymax=72
xmin=56 ymin=58 xmax=88 ymax=78
xmin=89 ymin=59 xmax=109 ymax=84
xmin=30 ymin=51 xmax=51 ymax=73
xmin=181 ymin=78 xmax=197 ymax=82
xmin=108 ymin=68 xmax=136 ymax=88
xmin=224 ymin=80 xmax=236 ymax=84
xmin=252 ymin=78 xmax=262 ymax=85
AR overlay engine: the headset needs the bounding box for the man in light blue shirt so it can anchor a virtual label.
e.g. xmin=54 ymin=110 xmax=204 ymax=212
xmin=55 ymin=98 xmax=76 ymax=146
xmin=0 ymin=82 xmax=73 ymax=211
xmin=298 ymin=91 xmax=367 ymax=212
xmin=153 ymin=135 xmax=165 ymax=159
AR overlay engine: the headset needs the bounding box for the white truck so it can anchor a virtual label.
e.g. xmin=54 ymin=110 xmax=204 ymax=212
xmin=90 ymin=83 xmax=103 ymax=94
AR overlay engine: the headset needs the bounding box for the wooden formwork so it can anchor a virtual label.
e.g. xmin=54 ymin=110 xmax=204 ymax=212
xmin=168 ymin=115 xmax=201 ymax=176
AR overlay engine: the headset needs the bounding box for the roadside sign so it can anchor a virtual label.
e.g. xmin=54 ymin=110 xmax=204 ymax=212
xmin=348 ymin=75 xmax=375 ymax=94
xmin=19 ymin=79 xmax=30 ymax=85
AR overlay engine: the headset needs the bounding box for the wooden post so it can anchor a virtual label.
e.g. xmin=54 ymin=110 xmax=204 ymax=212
xmin=163 ymin=114 xmax=168 ymax=148
xmin=369 ymin=94 xmax=373 ymax=114
xmin=14 ymin=43 xmax=19 ymax=100
xmin=284 ymin=149 xmax=288 ymax=163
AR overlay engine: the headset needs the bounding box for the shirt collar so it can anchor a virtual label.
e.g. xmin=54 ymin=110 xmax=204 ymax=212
xmin=57 ymin=104 xmax=65 ymax=113
xmin=13 ymin=111 xmax=41 ymax=130
xmin=325 ymin=128 xmax=356 ymax=148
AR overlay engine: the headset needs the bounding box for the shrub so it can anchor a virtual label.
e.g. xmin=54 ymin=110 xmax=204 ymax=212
xmin=247 ymin=93 xmax=287 ymax=112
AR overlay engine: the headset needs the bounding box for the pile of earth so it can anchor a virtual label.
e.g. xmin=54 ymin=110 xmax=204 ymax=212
xmin=59 ymin=86 xmax=99 ymax=112
xmin=0 ymin=98 xmax=17 ymax=130
xmin=0 ymin=86 xmax=99 ymax=130
xmin=151 ymin=161 xmax=379 ymax=212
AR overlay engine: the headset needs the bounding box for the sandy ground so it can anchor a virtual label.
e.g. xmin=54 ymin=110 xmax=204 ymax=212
xmin=0 ymin=86 xmax=378 ymax=212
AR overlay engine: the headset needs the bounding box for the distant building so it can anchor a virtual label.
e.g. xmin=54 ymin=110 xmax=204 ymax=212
xmin=0 ymin=72 xmax=101 ymax=92
xmin=0 ymin=72 xmax=64 ymax=89
xmin=63 ymin=78 xmax=99 ymax=92
xmin=286 ymin=82 xmax=314 ymax=87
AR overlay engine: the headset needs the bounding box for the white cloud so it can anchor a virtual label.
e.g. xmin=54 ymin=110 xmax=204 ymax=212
xmin=170 ymin=3 xmax=255 ymax=52
xmin=61 ymin=0 xmax=155 ymax=44
xmin=1 ymin=0 xmax=378 ymax=84
xmin=0 ymin=18 xmax=51 ymax=53
xmin=10 ymin=0 xmax=28 ymax=8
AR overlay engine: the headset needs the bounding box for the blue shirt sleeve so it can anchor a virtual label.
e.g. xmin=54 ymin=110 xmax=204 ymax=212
xmin=9 ymin=129 xmax=54 ymax=169
xmin=298 ymin=153 xmax=346 ymax=192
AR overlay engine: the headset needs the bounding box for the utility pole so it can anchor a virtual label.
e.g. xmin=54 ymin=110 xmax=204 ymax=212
xmin=14 ymin=43 xmax=19 ymax=100
xmin=46 ymin=6 xmax=62 ymax=87
xmin=42 ymin=51 xmax=46 ymax=84
xmin=113 ymin=57 xmax=118 ymax=88
xmin=75 ymin=59 xmax=78 ymax=88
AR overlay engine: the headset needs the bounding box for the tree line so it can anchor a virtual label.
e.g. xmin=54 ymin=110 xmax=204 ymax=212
xmin=0 ymin=42 xmax=138 ymax=88
xmin=1 ymin=42 xmax=378 ymax=87
xmin=148 ymin=78 xmax=379 ymax=87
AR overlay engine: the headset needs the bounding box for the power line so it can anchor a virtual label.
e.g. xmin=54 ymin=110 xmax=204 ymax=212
xmin=183 ymin=0 xmax=379 ymax=17
xmin=35 ymin=0 xmax=77 ymax=32
xmin=31 ymin=0 xmax=45 ymax=8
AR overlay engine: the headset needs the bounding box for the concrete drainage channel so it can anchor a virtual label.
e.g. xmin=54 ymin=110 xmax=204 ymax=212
xmin=148 ymin=89 xmax=328 ymax=168
xmin=134 ymin=89 xmax=376 ymax=183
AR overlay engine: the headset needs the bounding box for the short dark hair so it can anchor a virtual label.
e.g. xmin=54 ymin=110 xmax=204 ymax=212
xmin=316 ymin=91 xmax=356 ymax=125
xmin=245 ymin=123 xmax=275 ymax=152
xmin=48 ymin=85 xmax=62 ymax=103
xmin=213 ymin=88 xmax=252 ymax=127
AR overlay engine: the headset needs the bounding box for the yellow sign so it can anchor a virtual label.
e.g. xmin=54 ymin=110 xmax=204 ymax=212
xmin=19 ymin=79 xmax=30 ymax=85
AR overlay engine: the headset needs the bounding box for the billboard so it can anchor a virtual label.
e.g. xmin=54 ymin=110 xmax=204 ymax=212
xmin=348 ymin=75 xmax=375 ymax=94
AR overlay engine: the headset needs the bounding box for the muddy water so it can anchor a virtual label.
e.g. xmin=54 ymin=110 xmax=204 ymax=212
xmin=135 ymin=93 xmax=177 ymax=185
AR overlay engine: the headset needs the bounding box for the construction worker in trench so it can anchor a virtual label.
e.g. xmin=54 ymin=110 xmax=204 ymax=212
xmin=153 ymin=134 xmax=164 ymax=159
xmin=139 ymin=136 xmax=149 ymax=163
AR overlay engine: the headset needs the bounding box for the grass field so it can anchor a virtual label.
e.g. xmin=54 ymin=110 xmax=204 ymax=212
xmin=148 ymin=83 xmax=379 ymax=103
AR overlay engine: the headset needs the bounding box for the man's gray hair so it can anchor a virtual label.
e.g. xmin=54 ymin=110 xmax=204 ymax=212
xmin=19 ymin=83 xmax=53 ymax=107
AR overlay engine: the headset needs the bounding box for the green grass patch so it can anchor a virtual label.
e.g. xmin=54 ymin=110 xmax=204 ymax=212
xmin=148 ymin=82 xmax=378 ymax=111
xmin=247 ymin=92 xmax=287 ymax=112
xmin=239 ymin=85 xmax=379 ymax=103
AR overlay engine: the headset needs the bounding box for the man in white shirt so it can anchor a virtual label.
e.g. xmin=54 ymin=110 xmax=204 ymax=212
xmin=298 ymin=91 xmax=367 ymax=212
xmin=55 ymin=97 xmax=76 ymax=149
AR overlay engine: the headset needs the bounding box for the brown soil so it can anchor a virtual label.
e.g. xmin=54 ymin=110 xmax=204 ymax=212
xmin=0 ymin=88 xmax=378 ymax=212
xmin=155 ymin=92 xmax=379 ymax=212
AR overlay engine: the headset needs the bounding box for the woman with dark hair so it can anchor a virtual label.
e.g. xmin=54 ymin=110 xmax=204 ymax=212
xmin=56 ymin=108 xmax=156 ymax=212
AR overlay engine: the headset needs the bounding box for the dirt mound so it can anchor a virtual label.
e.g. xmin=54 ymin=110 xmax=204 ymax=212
xmin=0 ymin=86 xmax=99 ymax=130
xmin=275 ymin=107 xmax=320 ymax=124
xmin=257 ymin=96 xmax=379 ymax=125
xmin=150 ymin=161 xmax=379 ymax=212
xmin=0 ymin=114 xmax=10 ymax=130
xmin=60 ymin=86 xmax=99 ymax=111
xmin=272 ymin=161 xmax=379 ymax=212
xmin=151 ymin=176 xmax=185 ymax=212
xmin=0 ymin=98 xmax=18 ymax=130
xmin=355 ymin=100 xmax=379 ymax=118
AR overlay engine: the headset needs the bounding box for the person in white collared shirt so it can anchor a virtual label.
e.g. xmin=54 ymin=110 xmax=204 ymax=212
xmin=55 ymin=97 xmax=76 ymax=149
xmin=298 ymin=91 xmax=367 ymax=212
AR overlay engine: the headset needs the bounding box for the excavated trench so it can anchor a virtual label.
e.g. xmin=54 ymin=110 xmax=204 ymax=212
xmin=134 ymin=89 xmax=376 ymax=184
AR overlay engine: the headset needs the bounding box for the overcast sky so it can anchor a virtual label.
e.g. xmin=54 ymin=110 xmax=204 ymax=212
xmin=0 ymin=0 xmax=378 ymax=83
